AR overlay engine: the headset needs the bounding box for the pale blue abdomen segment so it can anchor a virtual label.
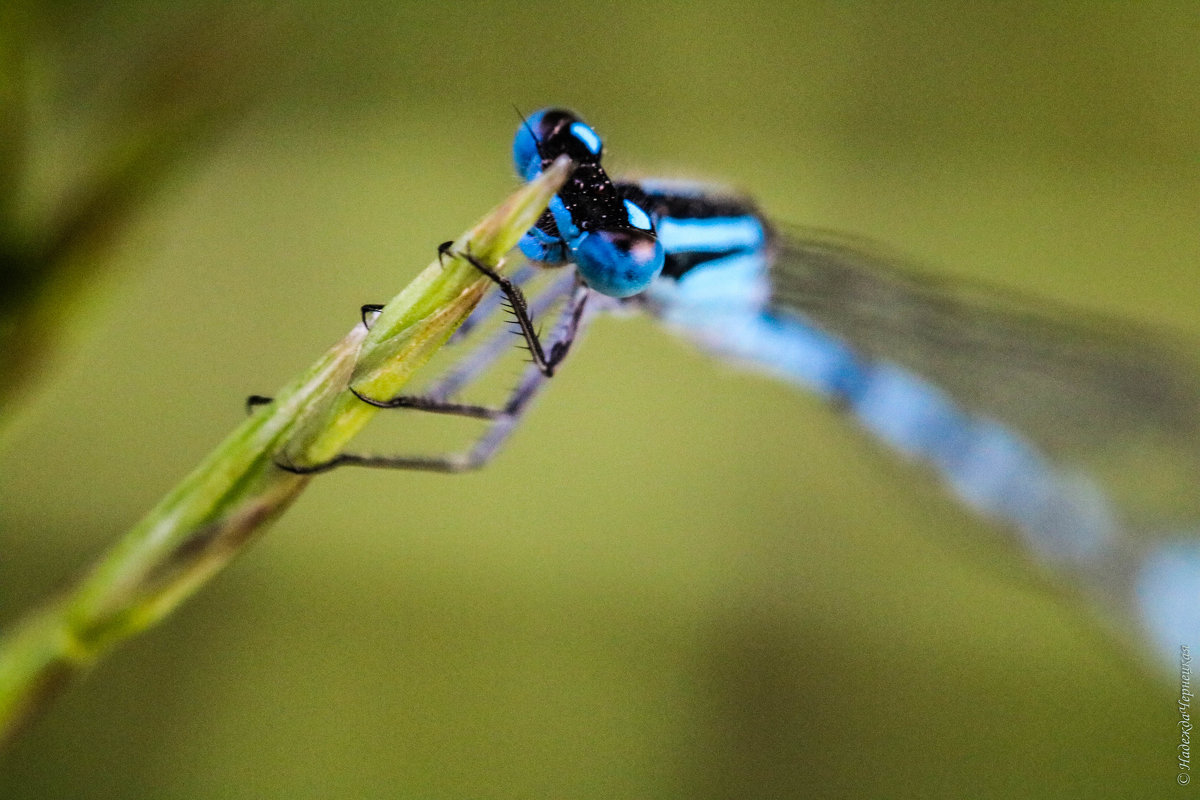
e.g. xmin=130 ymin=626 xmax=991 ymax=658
xmin=847 ymin=355 xmax=1120 ymax=566
xmin=650 ymin=245 xmax=1200 ymax=666
xmin=1136 ymin=542 xmax=1200 ymax=660
xmin=654 ymin=263 xmax=1121 ymax=571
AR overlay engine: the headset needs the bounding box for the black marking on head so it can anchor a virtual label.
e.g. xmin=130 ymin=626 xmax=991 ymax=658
xmin=531 ymin=109 xmax=603 ymax=165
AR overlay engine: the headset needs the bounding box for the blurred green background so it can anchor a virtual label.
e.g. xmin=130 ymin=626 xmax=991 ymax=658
xmin=1 ymin=2 xmax=1198 ymax=797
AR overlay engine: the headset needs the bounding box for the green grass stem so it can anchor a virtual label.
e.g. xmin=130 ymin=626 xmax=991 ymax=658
xmin=0 ymin=157 xmax=572 ymax=746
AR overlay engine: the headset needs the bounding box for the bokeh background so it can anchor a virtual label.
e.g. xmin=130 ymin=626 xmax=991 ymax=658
xmin=2 ymin=2 xmax=1198 ymax=797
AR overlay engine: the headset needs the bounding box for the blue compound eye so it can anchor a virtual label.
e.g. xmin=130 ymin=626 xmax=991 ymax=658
xmin=513 ymin=109 xmax=550 ymax=179
xmin=571 ymin=228 xmax=665 ymax=298
xmin=513 ymin=108 xmax=605 ymax=179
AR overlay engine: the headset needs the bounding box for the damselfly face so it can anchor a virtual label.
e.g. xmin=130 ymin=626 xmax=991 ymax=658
xmin=514 ymin=108 xmax=664 ymax=298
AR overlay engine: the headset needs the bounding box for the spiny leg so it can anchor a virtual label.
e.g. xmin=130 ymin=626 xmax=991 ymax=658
xmin=277 ymin=359 xmax=553 ymax=474
xmin=360 ymin=263 xmax=533 ymax=340
xmin=275 ymin=281 xmax=593 ymax=475
xmin=354 ymin=278 xmax=589 ymax=413
xmin=326 ymin=270 xmax=575 ymax=414
xmin=360 ymin=263 xmax=535 ymax=338
xmin=449 ymin=262 xmax=537 ymax=344
xmin=421 ymin=271 xmax=577 ymax=402
xmin=438 ymin=241 xmax=579 ymax=377
xmin=350 ymin=388 xmax=499 ymax=419
xmin=244 ymin=257 xmax=547 ymax=413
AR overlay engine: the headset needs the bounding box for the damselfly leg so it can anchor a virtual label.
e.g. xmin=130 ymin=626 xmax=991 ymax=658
xmin=436 ymin=242 xmax=584 ymax=377
xmin=246 ymin=259 xmax=544 ymax=414
xmin=275 ymin=250 xmax=589 ymax=474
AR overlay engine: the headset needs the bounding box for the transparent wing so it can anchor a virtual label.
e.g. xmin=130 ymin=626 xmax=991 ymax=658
xmin=767 ymin=229 xmax=1200 ymax=536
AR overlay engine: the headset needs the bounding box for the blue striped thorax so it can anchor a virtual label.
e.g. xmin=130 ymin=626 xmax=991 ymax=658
xmin=617 ymin=179 xmax=774 ymax=313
